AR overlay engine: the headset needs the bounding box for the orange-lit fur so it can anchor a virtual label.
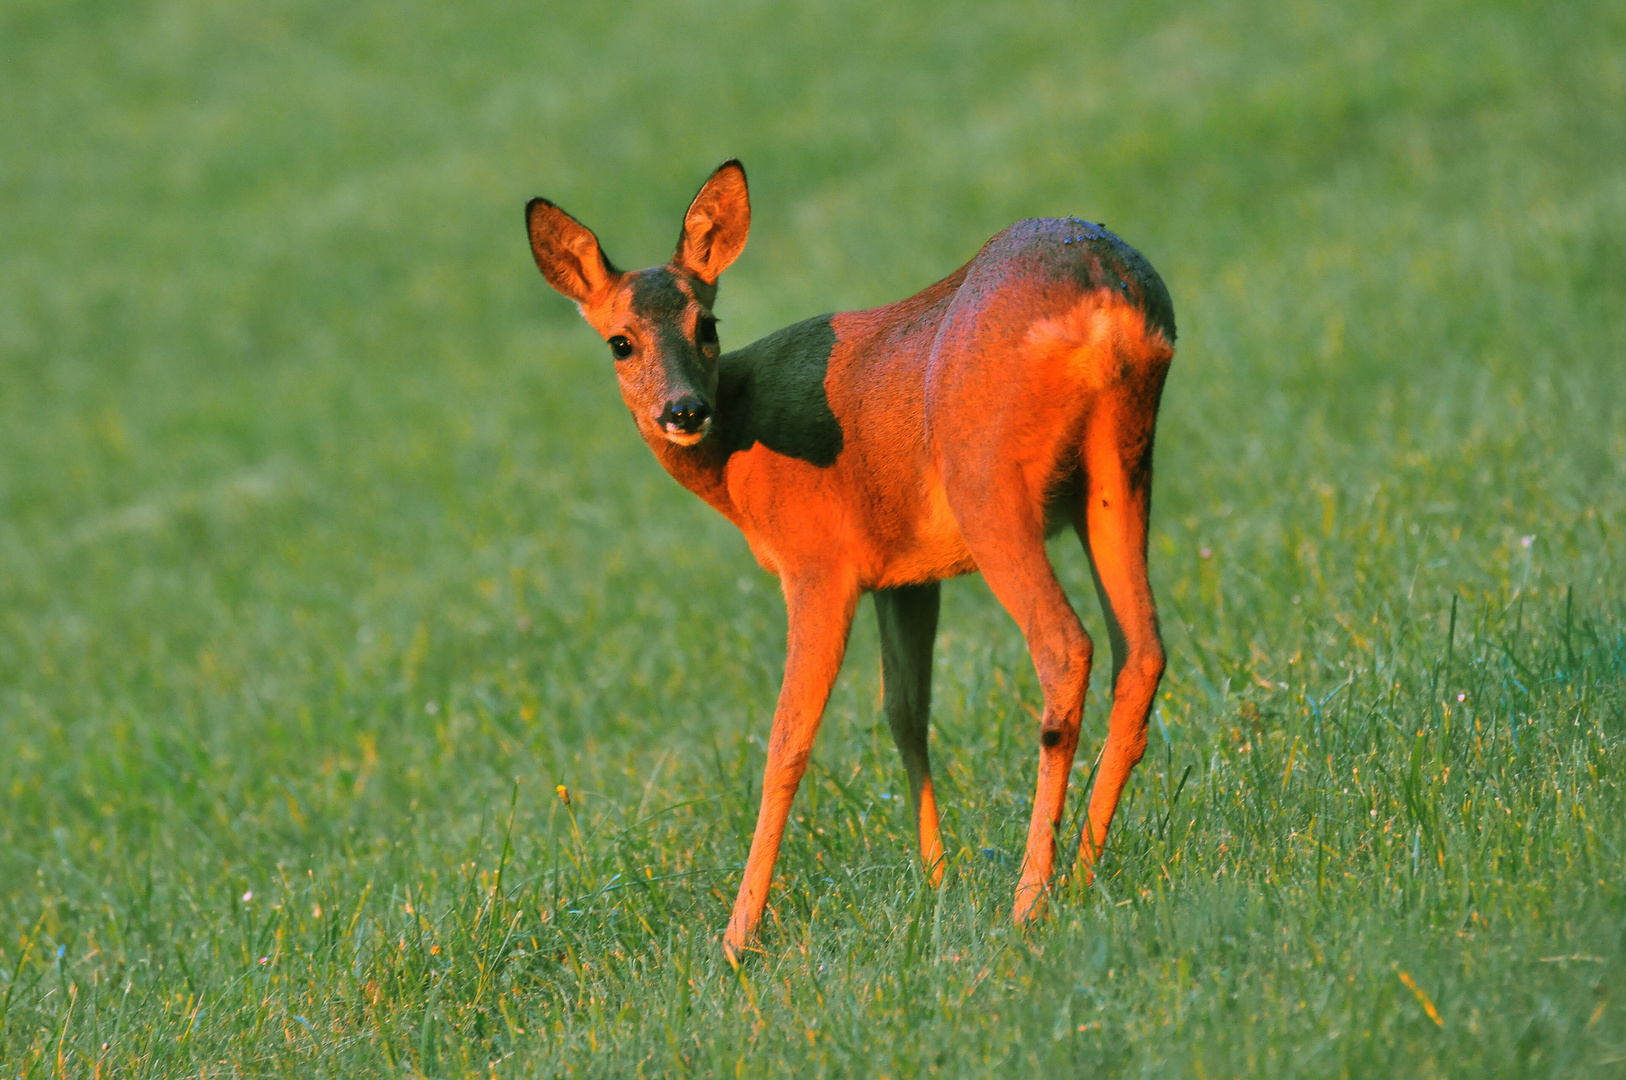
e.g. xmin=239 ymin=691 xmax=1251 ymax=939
xmin=526 ymin=162 xmax=1174 ymax=958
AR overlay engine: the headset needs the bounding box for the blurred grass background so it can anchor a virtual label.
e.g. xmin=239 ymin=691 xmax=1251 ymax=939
xmin=1 ymin=0 xmax=1624 ymax=1075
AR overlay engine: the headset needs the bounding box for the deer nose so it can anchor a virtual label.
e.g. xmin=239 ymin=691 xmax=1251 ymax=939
xmin=661 ymin=396 xmax=711 ymax=435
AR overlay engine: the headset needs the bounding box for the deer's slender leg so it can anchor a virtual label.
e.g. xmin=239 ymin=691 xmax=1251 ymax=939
xmin=1074 ymin=397 xmax=1166 ymax=876
xmin=724 ymin=568 xmax=860 ymax=959
xmin=943 ymin=470 xmax=1093 ymax=924
xmin=874 ymin=583 xmax=945 ymax=886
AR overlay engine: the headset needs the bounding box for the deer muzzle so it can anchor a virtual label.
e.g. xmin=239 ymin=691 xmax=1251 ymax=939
xmin=659 ymin=396 xmax=712 ymax=445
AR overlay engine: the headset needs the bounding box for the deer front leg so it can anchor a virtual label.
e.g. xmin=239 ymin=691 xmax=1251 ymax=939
xmin=724 ymin=568 xmax=860 ymax=960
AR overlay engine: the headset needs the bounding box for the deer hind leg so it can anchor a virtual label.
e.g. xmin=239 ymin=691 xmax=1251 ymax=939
xmin=874 ymin=583 xmax=946 ymax=886
xmin=942 ymin=462 xmax=1093 ymax=924
xmin=1073 ymin=387 xmax=1167 ymax=878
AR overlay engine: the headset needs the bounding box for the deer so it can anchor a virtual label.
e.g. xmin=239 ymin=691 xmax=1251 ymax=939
xmin=525 ymin=161 xmax=1175 ymax=959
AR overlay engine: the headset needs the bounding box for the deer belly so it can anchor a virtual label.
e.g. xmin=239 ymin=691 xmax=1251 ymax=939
xmin=868 ymin=479 xmax=976 ymax=588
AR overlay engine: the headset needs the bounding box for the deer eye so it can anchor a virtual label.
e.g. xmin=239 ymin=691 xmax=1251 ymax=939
xmin=697 ymin=316 xmax=718 ymax=347
xmin=608 ymin=335 xmax=633 ymax=359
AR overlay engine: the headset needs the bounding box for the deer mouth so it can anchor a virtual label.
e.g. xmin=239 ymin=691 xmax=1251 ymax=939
xmin=657 ymin=396 xmax=712 ymax=446
xmin=661 ymin=420 xmax=710 ymax=446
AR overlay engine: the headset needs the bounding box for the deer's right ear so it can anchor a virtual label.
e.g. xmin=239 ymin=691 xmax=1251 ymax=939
xmin=526 ymin=198 xmax=617 ymax=305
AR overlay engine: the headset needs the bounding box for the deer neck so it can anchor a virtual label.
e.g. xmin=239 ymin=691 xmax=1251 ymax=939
xmin=645 ymin=428 xmax=742 ymax=527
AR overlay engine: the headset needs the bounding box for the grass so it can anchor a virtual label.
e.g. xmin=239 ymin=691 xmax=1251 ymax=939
xmin=2 ymin=0 xmax=1624 ymax=1075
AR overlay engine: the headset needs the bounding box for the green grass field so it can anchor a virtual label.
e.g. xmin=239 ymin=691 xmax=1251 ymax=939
xmin=3 ymin=0 xmax=1624 ymax=1075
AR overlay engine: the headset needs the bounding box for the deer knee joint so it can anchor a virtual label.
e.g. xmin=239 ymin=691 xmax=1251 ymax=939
xmin=1039 ymin=708 xmax=1079 ymax=748
xmin=1138 ymin=644 xmax=1166 ymax=687
xmin=1076 ymin=631 xmax=1095 ymax=670
xmin=765 ymin=745 xmax=812 ymax=783
xmin=1121 ymin=727 xmax=1149 ymax=766
xmin=1116 ymin=644 xmax=1164 ymax=699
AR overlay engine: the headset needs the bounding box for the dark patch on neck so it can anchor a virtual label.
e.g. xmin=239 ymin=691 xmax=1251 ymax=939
xmin=715 ymin=316 xmax=843 ymax=467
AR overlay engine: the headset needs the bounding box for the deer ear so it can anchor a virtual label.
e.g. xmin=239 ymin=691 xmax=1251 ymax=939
xmin=526 ymin=198 xmax=617 ymax=305
xmin=674 ymin=160 xmax=750 ymax=284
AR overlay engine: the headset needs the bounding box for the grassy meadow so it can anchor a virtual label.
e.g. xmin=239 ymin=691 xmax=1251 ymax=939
xmin=2 ymin=0 xmax=1625 ymax=1074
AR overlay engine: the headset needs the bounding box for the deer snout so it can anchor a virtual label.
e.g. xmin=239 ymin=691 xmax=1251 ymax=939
xmin=658 ymin=396 xmax=712 ymax=444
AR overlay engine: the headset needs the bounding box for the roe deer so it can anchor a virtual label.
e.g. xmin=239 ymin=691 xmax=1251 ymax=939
xmin=525 ymin=161 xmax=1175 ymax=958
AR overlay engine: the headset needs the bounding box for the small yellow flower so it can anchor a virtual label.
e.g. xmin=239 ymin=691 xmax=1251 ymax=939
xmin=556 ymin=784 xmax=571 ymax=807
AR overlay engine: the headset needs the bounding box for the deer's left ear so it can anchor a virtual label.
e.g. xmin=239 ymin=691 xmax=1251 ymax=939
xmin=674 ymin=160 xmax=750 ymax=284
